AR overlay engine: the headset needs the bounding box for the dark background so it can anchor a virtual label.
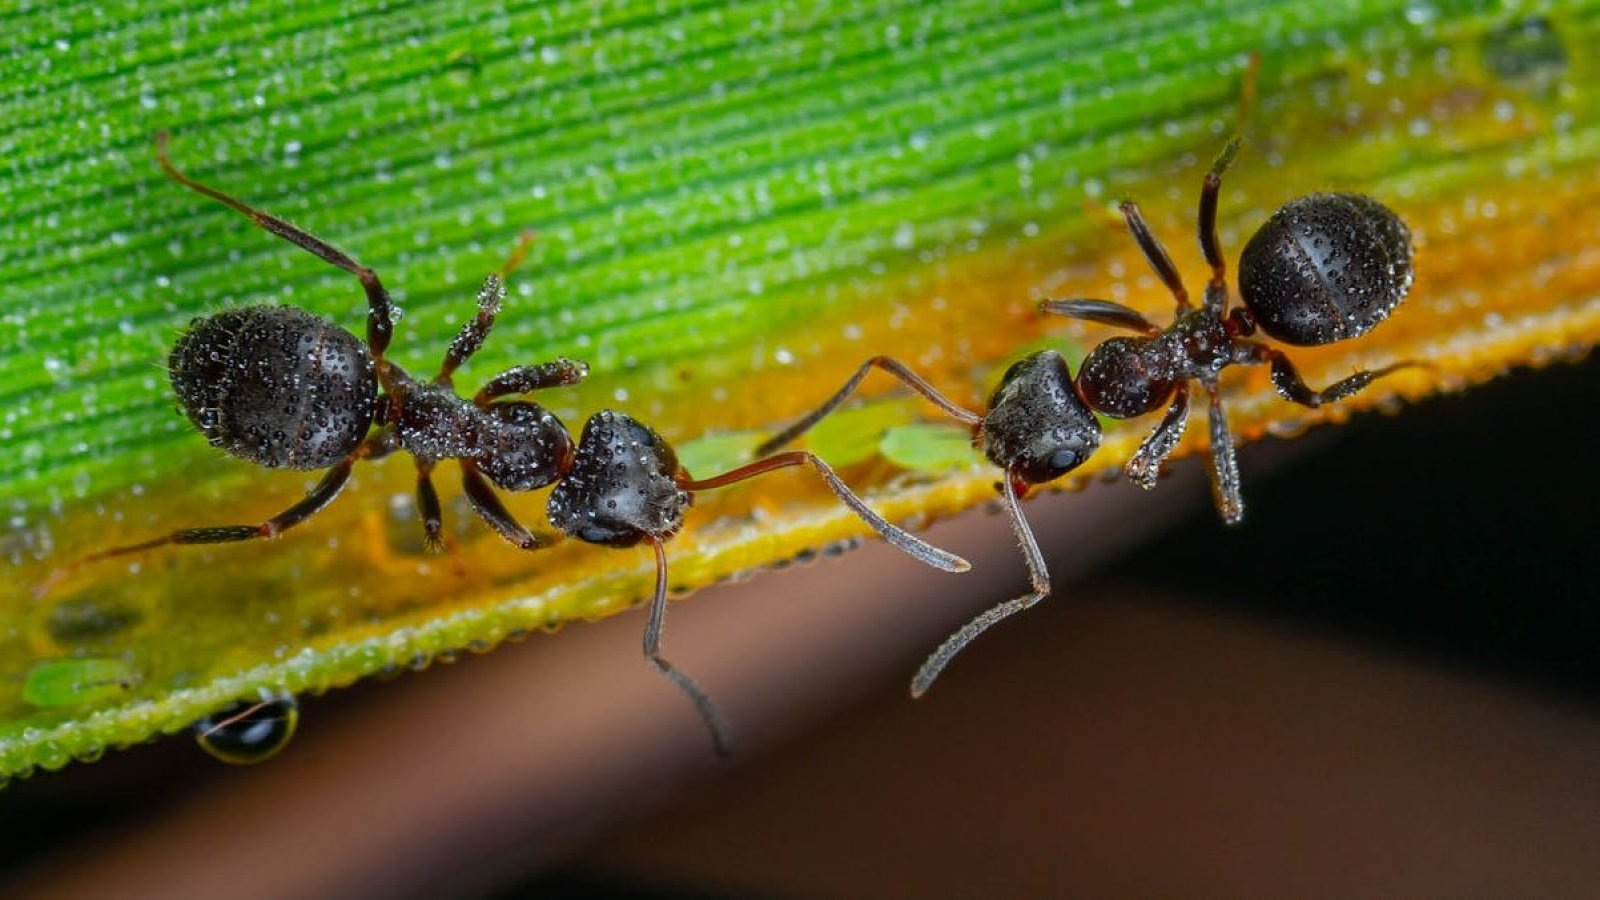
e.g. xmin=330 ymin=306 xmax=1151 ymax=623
xmin=3 ymin=354 xmax=1595 ymax=896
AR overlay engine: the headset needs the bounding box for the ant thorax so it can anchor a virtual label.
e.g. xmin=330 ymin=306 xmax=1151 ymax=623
xmin=1076 ymin=307 xmax=1244 ymax=418
xmin=1158 ymin=307 xmax=1251 ymax=381
xmin=388 ymin=367 xmax=573 ymax=492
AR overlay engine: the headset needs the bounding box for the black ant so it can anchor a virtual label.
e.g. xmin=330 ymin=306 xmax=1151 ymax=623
xmin=758 ymin=138 xmax=1416 ymax=695
xmin=40 ymin=134 xmax=970 ymax=756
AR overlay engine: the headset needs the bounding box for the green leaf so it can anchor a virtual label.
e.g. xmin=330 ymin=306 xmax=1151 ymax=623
xmin=5 ymin=1 xmax=1600 ymax=780
xmin=807 ymin=399 xmax=922 ymax=469
xmin=881 ymin=424 xmax=986 ymax=474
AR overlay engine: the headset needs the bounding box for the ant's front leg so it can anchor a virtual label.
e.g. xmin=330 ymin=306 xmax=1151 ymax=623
xmin=1124 ymin=382 xmax=1190 ymax=489
xmin=459 ymin=461 xmax=555 ymax=550
xmin=1039 ymin=299 xmax=1163 ymax=336
xmin=472 ymin=360 xmax=590 ymax=407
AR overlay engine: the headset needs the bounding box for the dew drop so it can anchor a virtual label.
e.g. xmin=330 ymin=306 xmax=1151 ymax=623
xmin=193 ymin=692 xmax=299 ymax=765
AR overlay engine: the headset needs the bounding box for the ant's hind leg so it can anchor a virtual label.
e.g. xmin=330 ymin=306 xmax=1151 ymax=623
xmin=1245 ymin=344 xmax=1420 ymax=409
xmin=1199 ymin=136 xmax=1243 ymax=310
xmin=1202 ymin=384 xmax=1244 ymax=524
xmin=1039 ymin=299 xmax=1162 ymax=336
xmin=755 ymin=356 xmax=981 ymax=457
xmin=642 ymin=536 xmax=733 ymax=757
xmin=911 ymin=474 xmax=1048 ymax=697
xmin=1198 ymin=57 xmax=1255 ymax=308
xmin=35 ymin=455 xmax=359 ymax=598
xmin=154 ymin=133 xmax=397 ymax=358
xmin=1125 ymin=382 xmax=1191 ymax=489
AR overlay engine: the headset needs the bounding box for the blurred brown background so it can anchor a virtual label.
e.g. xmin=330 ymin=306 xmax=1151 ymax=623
xmin=4 ymin=356 xmax=1597 ymax=898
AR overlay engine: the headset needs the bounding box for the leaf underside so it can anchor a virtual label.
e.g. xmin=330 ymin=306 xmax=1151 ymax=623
xmin=2 ymin=1 xmax=1598 ymax=779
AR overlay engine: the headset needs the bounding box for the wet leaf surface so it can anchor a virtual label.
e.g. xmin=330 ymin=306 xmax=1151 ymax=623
xmin=3 ymin=2 xmax=1598 ymax=779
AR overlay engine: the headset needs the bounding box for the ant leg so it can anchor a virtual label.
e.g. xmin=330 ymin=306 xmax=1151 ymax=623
xmin=436 ymin=232 xmax=540 ymax=386
xmin=362 ymin=427 xmax=401 ymax=461
xmin=472 ymin=359 xmax=589 ymax=407
xmin=911 ymin=473 xmax=1047 ymax=697
xmin=1039 ymin=298 xmax=1162 ymax=336
xmin=1124 ymin=382 xmax=1191 ymax=489
xmin=754 ymin=356 xmax=981 ymax=457
xmin=1199 ymin=136 xmax=1243 ymax=313
xmin=416 ymin=463 xmax=445 ymax=552
xmin=1244 ymin=344 xmax=1419 ymax=408
xmin=155 ymin=133 xmax=397 ymax=359
xmin=35 ymin=455 xmax=359 ymax=598
xmin=437 ymin=276 xmax=506 ymax=386
xmin=1118 ymin=200 xmax=1191 ymax=315
xmin=1202 ymin=383 xmax=1244 ymax=524
xmin=680 ymin=451 xmax=969 ymax=574
xmin=642 ymin=536 xmax=733 ymax=757
xmin=459 ymin=461 xmax=554 ymax=550
xmin=111 ymin=458 xmax=352 ymax=547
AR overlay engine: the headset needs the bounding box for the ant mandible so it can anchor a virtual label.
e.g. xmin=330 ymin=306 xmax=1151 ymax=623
xmin=758 ymin=137 xmax=1416 ymax=695
xmin=42 ymin=134 xmax=970 ymax=756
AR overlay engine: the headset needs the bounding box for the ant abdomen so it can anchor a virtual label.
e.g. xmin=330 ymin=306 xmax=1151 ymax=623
xmin=169 ymin=306 xmax=378 ymax=470
xmin=546 ymin=410 xmax=688 ymax=548
xmin=1238 ymin=192 xmax=1414 ymax=347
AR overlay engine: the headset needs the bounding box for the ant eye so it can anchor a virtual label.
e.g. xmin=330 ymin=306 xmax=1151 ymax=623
xmin=1048 ymin=447 xmax=1084 ymax=473
xmin=1032 ymin=436 xmax=1092 ymax=481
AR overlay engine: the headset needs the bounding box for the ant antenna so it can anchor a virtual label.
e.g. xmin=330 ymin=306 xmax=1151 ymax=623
xmin=680 ymin=452 xmax=969 ymax=574
xmin=911 ymin=473 xmax=1048 ymax=696
xmin=643 ymin=537 xmax=734 ymax=757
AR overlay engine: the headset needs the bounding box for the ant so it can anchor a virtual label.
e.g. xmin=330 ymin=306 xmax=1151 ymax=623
xmin=40 ymin=133 xmax=970 ymax=756
xmin=758 ymin=137 xmax=1416 ymax=695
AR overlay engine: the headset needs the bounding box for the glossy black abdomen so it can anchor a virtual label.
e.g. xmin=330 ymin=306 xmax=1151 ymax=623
xmin=168 ymin=306 xmax=377 ymax=469
xmin=1237 ymin=193 xmax=1414 ymax=346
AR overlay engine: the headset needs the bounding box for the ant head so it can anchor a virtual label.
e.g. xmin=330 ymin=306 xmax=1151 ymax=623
xmin=546 ymin=411 xmax=689 ymax=547
xmin=1076 ymin=336 xmax=1178 ymax=418
xmin=982 ymin=350 xmax=1102 ymax=485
